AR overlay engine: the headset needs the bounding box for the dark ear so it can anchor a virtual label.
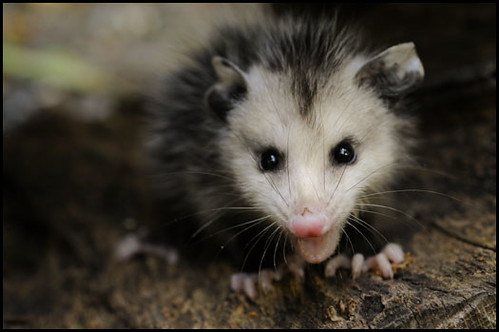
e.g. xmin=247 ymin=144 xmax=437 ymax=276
xmin=204 ymin=56 xmax=248 ymax=121
xmin=355 ymin=42 xmax=424 ymax=97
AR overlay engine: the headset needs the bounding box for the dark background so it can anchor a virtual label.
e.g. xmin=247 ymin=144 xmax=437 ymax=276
xmin=3 ymin=4 xmax=495 ymax=328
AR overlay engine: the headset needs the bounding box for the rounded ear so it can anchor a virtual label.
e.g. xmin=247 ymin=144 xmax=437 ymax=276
xmin=204 ymin=56 xmax=248 ymax=122
xmin=355 ymin=42 xmax=424 ymax=97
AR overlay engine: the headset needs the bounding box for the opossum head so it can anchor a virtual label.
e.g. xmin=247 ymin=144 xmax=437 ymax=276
xmin=205 ymin=43 xmax=424 ymax=263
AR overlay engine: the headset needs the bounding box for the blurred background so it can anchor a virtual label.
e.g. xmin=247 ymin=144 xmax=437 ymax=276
xmin=3 ymin=3 xmax=496 ymax=328
xmin=4 ymin=4 xmax=264 ymax=129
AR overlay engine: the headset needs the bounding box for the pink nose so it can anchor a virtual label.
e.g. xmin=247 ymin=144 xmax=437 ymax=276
xmin=291 ymin=213 xmax=326 ymax=238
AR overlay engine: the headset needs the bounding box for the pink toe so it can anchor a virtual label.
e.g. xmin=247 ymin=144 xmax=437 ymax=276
xmin=383 ymin=243 xmax=405 ymax=263
xmin=351 ymin=253 xmax=365 ymax=279
xmin=243 ymin=275 xmax=257 ymax=299
xmin=325 ymin=254 xmax=351 ymax=277
xmin=376 ymin=253 xmax=394 ymax=279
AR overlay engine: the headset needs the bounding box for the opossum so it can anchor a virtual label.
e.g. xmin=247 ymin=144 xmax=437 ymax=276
xmin=140 ymin=11 xmax=424 ymax=298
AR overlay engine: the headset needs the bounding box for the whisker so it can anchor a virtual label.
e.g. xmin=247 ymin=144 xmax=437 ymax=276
xmin=264 ymin=171 xmax=290 ymax=208
xmin=323 ymin=123 xmax=326 ymax=195
xmin=160 ymin=198 xmax=245 ymax=228
xmin=306 ymin=169 xmax=321 ymax=202
xmin=315 ymin=95 xmax=326 ymax=196
xmin=359 ymin=188 xmax=463 ymax=203
xmin=352 ymin=207 xmax=397 ymax=222
xmin=258 ymin=224 xmax=282 ymax=288
xmin=340 ymin=226 xmax=354 ymax=257
xmin=230 ymin=129 xmax=290 ymax=208
xmin=190 ymin=205 xmax=261 ymax=238
xmin=241 ymin=221 xmax=278 ymax=272
xmin=359 ymin=202 xmax=420 ymax=225
xmin=327 ymin=165 xmax=347 ymax=205
xmin=156 ymin=170 xmax=236 ymax=182
xmin=404 ymin=163 xmax=460 ymax=181
xmin=201 ymin=214 xmax=273 ymax=241
xmin=354 ymin=206 xmax=425 ymax=230
xmin=348 ymin=213 xmax=389 ymax=246
xmin=287 ymin=124 xmax=292 ymax=197
xmin=192 ymin=209 xmax=225 ymax=239
xmin=345 ymin=218 xmax=377 ymax=257
xmin=213 ymin=215 xmax=274 ymax=251
xmin=282 ymin=233 xmax=289 ymax=266
xmin=273 ymin=229 xmax=285 ymax=272
xmin=347 ymin=162 xmax=398 ymax=193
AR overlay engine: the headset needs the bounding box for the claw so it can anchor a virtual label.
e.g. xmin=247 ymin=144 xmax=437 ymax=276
xmin=230 ymin=255 xmax=306 ymax=299
xmin=258 ymin=270 xmax=275 ymax=293
xmin=114 ymin=232 xmax=178 ymax=265
xmin=286 ymin=254 xmax=306 ymax=280
xmin=351 ymin=253 xmax=365 ymax=280
xmin=382 ymin=243 xmax=405 ymax=264
xmin=115 ymin=233 xmax=142 ymax=261
xmin=243 ymin=274 xmax=258 ymax=299
xmin=230 ymin=271 xmax=273 ymax=299
xmin=230 ymin=273 xmax=246 ymax=293
xmin=325 ymin=243 xmax=405 ymax=279
xmin=374 ymin=252 xmax=393 ymax=279
xmin=324 ymin=253 xmax=351 ymax=277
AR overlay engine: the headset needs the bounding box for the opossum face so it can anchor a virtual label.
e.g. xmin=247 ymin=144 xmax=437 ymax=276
xmin=206 ymin=44 xmax=423 ymax=263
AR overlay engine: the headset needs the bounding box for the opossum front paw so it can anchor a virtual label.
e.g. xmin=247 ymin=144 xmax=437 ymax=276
xmin=230 ymin=270 xmax=280 ymax=299
xmin=114 ymin=231 xmax=179 ymax=265
xmin=231 ymin=255 xmax=306 ymax=299
xmin=325 ymin=243 xmax=405 ymax=279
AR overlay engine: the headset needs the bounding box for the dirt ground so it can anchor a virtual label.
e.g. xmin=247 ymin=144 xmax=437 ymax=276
xmin=3 ymin=4 xmax=496 ymax=328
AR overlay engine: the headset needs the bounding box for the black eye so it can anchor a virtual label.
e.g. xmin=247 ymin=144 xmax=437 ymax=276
xmin=332 ymin=141 xmax=356 ymax=165
xmin=259 ymin=148 xmax=283 ymax=172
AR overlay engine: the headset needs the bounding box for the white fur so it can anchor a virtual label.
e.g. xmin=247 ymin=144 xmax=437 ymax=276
xmin=220 ymin=58 xmax=410 ymax=247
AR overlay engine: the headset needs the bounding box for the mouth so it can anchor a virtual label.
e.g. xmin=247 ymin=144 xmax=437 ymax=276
xmin=294 ymin=228 xmax=341 ymax=264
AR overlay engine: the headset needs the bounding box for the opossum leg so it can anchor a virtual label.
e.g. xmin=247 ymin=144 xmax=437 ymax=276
xmin=362 ymin=242 xmax=405 ymax=279
xmin=114 ymin=231 xmax=179 ymax=265
xmin=230 ymin=254 xmax=305 ymax=299
xmin=325 ymin=243 xmax=404 ymax=279
xmin=324 ymin=253 xmax=352 ymax=277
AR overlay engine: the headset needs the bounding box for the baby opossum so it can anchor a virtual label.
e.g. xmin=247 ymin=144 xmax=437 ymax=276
xmin=144 ymin=11 xmax=424 ymax=298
